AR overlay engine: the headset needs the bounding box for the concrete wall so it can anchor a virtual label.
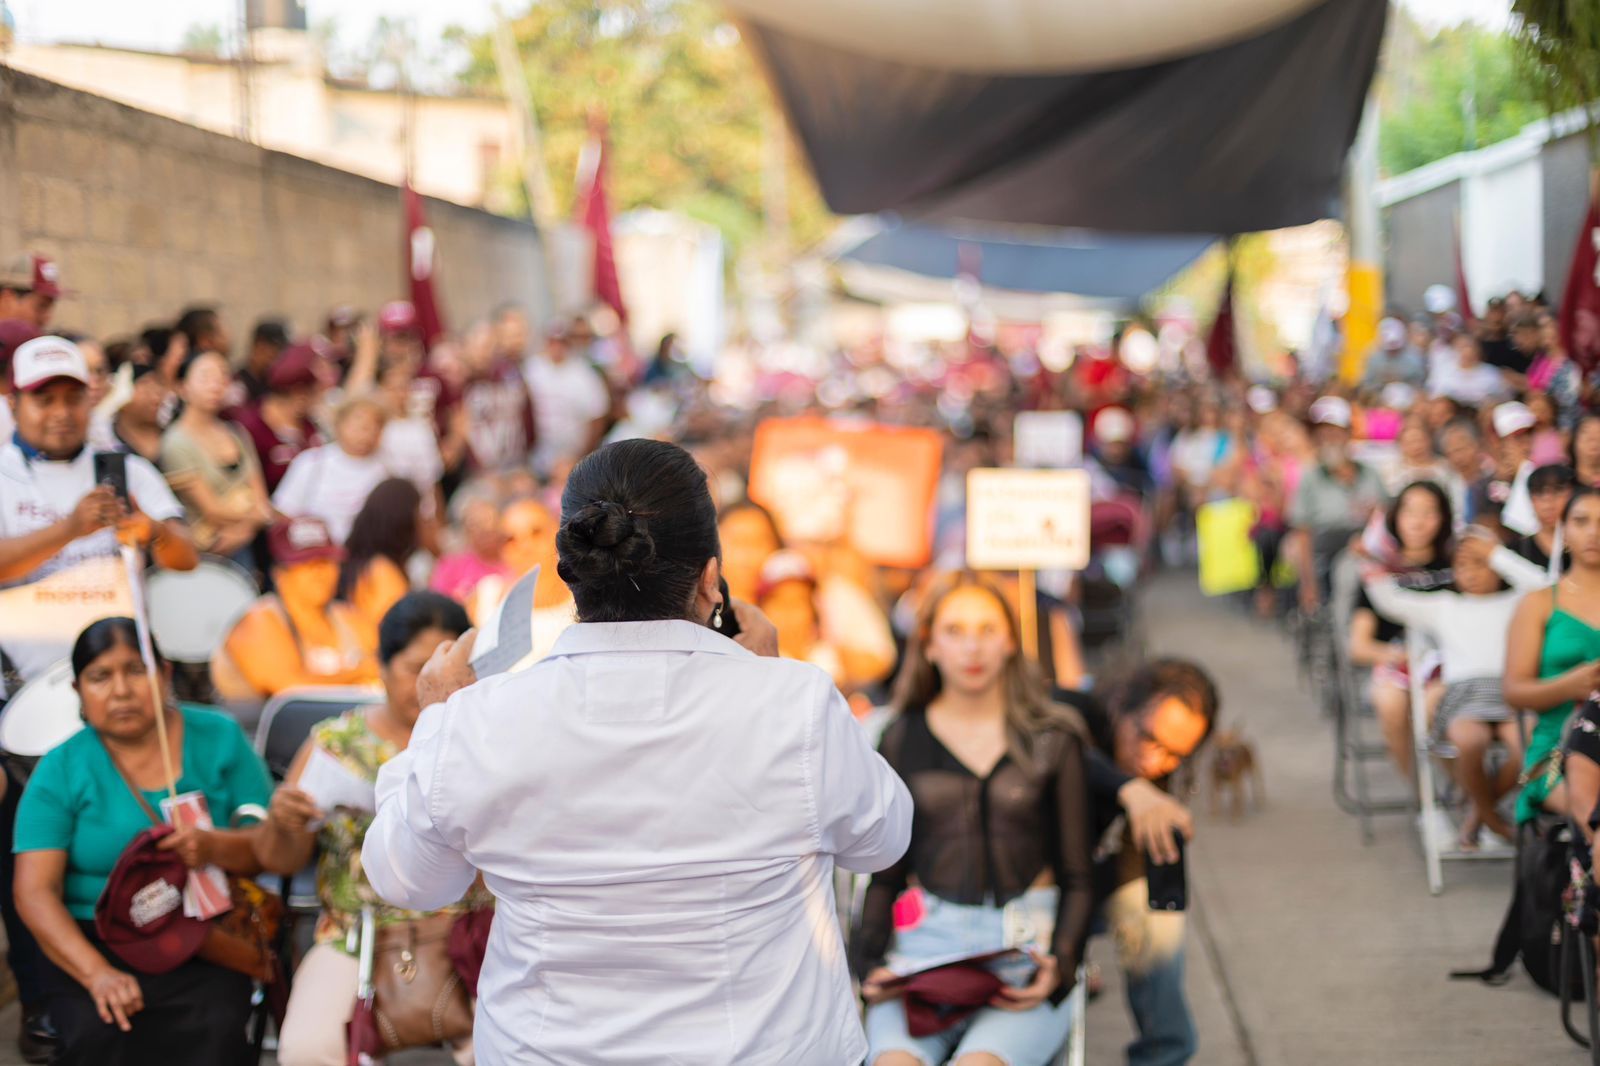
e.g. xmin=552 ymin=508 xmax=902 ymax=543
xmin=1382 ymin=181 xmax=1458 ymax=316
xmin=0 ymin=66 xmax=549 ymax=345
xmin=1541 ymin=132 xmax=1592 ymax=304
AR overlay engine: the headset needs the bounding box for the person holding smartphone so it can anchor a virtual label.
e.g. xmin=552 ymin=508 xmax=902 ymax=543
xmin=1095 ymin=659 xmax=1219 ymax=1066
xmin=0 ymin=336 xmax=197 ymax=1063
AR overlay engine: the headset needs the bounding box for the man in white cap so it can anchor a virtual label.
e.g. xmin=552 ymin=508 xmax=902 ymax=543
xmin=1361 ymin=317 xmax=1427 ymax=389
xmin=0 ymin=336 xmax=197 ymax=1062
xmin=1288 ymin=396 xmax=1387 ymax=612
xmin=1476 ymin=400 xmax=1540 ymax=537
xmin=0 ymin=336 xmax=197 ymax=691
xmin=1089 ymin=406 xmax=1153 ymax=499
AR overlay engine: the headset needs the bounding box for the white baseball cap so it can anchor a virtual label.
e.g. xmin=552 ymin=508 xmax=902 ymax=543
xmin=1308 ymin=396 xmax=1352 ymax=429
xmin=1246 ymin=385 xmax=1277 ymax=414
xmin=1379 ymin=317 xmax=1407 ymax=349
xmin=1095 ymin=406 xmax=1135 ymax=444
xmin=1492 ymin=400 xmax=1536 ymax=439
xmin=10 ymin=336 xmax=90 ymax=392
xmin=1424 ymin=284 xmax=1457 ymax=315
xmin=1380 ymin=382 xmax=1417 ymax=411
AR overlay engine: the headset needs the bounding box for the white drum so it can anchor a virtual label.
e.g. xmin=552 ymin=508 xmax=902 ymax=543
xmin=0 ymin=659 xmax=83 ymax=768
xmin=144 ymin=557 xmax=260 ymax=664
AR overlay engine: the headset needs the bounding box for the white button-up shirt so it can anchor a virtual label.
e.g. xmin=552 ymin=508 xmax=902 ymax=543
xmin=363 ymin=619 xmax=912 ymax=1065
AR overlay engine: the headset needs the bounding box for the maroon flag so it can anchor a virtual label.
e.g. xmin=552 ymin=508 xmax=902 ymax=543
xmin=1453 ymin=220 xmax=1477 ymax=330
xmin=1560 ymin=193 xmax=1600 ymax=372
xmin=1206 ymin=270 xmax=1236 ymax=378
xmin=575 ymin=121 xmax=626 ymax=322
xmin=403 ymin=182 xmax=446 ymax=351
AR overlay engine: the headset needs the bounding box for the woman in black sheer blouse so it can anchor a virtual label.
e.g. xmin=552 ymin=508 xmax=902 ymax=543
xmin=852 ymin=571 xmax=1094 ymax=1066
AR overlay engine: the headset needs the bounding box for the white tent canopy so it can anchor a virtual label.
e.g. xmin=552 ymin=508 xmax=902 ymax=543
xmin=724 ymin=0 xmax=1323 ymax=74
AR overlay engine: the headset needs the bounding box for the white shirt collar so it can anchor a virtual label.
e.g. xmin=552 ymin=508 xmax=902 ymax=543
xmin=546 ymin=619 xmax=752 ymax=660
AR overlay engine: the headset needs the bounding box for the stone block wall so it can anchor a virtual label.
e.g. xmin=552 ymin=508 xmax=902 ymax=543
xmin=0 ymin=67 xmax=550 ymax=344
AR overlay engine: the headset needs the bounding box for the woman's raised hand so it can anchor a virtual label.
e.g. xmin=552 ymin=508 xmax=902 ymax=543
xmin=418 ymin=628 xmax=479 ymax=709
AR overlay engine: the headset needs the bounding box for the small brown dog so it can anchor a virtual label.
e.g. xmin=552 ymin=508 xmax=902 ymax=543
xmin=1209 ymin=727 xmax=1263 ymax=819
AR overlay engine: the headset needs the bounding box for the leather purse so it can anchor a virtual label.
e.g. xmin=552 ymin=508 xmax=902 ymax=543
xmin=196 ymin=876 xmax=283 ymax=983
xmin=369 ymin=913 xmax=474 ymax=1051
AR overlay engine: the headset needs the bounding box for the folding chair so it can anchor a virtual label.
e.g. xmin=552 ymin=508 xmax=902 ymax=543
xmin=1058 ymin=963 xmax=1088 ymax=1066
xmin=1406 ymin=630 xmax=1516 ymax=895
xmin=254 ymin=686 xmax=384 ymax=779
xmin=249 ymin=686 xmax=383 ymax=1053
xmin=1328 ymin=553 xmax=1414 ymax=843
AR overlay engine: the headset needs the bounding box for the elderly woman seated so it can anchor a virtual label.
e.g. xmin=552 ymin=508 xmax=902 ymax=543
xmin=13 ymin=618 xmax=274 ymax=1066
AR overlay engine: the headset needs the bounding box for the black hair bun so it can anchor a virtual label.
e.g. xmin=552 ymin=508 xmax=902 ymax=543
xmin=556 ymin=500 xmax=657 ymax=587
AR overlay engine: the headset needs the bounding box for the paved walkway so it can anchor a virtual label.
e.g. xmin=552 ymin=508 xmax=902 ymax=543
xmin=0 ymin=571 xmax=1583 ymax=1064
xmin=1081 ymin=571 xmax=1582 ymax=1065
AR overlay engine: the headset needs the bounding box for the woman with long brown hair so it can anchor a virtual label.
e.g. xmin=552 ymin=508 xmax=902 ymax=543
xmin=852 ymin=571 xmax=1094 ymax=1066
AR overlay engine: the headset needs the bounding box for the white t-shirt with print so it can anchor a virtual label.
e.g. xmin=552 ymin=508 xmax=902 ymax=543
xmin=524 ymin=354 xmax=610 ymax=474
xmin=0 ymin=443 xmax=185 ymax=686
xmin=272 ymin=445 xmax=390 ymax=545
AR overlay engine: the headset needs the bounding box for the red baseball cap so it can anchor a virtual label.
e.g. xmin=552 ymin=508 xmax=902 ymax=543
xmin=266 ymin=343 xmax=330 ymax=393
xmin=0 ymin=254 xmax=67 ymax=300
xmin=0 ymin=319 xmax=42 ymax=368
xmin=378 ymin=301 xmax=418 ymax=335
xmin=94 ymin=826 xmax=209 ymax=975
xmin=268 ymin=516 xmax=344 ymax=566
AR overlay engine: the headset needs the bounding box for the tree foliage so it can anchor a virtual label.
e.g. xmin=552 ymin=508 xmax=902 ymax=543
xmin=447 ymin=1 xmax=830 ymax=255
xmin=1377 ymin=14 xmax=1547 ymax=176
xmin=1511 ymin=0 xmax=1600 ymax=135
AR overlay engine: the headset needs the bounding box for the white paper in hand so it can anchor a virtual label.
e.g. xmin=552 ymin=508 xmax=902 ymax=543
xmin=299 ymin=745 xmax=377 ymax=826
xmin=471 ymin=565 xmax=539 ymax=677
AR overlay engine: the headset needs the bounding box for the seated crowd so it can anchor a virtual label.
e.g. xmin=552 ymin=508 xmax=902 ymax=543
xmin=0 ymin=258 xmax=1219 ymax=1066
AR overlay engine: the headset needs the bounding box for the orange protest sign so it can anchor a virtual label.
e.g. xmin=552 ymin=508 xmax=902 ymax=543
xmin=747 ymin=417 xmax=943 ymax=569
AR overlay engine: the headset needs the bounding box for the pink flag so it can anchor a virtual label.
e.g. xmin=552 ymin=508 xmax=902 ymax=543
xmin=404 ymin=182 xmax=447 ymax=352
xmin=1560 ymin=193 xmax=1600 ymax=372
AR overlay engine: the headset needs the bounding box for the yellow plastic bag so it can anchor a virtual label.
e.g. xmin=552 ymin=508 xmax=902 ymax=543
xmin=1197 ymin=498 xmax=1259 ymax=596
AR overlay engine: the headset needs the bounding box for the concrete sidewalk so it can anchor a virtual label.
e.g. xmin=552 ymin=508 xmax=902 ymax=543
xmin=1080 ymin=572 xmax=1581 ymax=1065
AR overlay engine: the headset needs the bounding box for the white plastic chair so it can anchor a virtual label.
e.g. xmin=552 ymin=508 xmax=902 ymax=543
xmin=1406 ymin=630 xmax=1515 ymax=894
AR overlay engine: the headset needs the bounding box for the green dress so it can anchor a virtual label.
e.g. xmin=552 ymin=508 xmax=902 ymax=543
xmin=1519 ymin=591 xmax=1600 ymax=823
xmin=309 ymin=710 xmax=492 ymax=954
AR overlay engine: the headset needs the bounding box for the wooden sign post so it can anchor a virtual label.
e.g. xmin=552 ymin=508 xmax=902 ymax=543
xmin=965 ymin=468 xmax=1092 ymax=662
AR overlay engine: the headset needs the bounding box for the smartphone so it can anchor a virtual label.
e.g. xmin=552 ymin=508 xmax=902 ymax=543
xmin=716 ymin=577 xmax=742 ymax=638
xmin=92 ymin=452 xmax=131 ymax=508
xmin=1145 ymin=832 xmax=1188 ymax=912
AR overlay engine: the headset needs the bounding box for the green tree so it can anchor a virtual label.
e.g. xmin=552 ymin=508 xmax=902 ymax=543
xmin=1376 ymin=15 xmax=1547 ymax=176
xmin=447 ymin=1 xmax=830 ymax=255
xmin=1511 ymin=0 xmax=1600 ymax=138
xmin=180 ymin=22 xmax=226 ymax=57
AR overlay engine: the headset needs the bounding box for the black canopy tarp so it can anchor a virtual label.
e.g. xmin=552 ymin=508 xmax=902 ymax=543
xmin=741 ymin=0 xmax=1387 ymax=235
xmin=835 ymin=219 xmax=1214 ymax=301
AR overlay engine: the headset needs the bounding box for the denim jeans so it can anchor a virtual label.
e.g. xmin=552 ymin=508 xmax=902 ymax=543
xmin=1104 ymin=879 xmax=1197 ymax=1066
xmin=867 ymin=887 xmax=1073 ymax=1066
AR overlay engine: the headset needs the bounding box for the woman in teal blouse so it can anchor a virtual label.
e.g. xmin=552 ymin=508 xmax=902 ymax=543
xmin=13 ymin=617 xmax=273 ymax=1066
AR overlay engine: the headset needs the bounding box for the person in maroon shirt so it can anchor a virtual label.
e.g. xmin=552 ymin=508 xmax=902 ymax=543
xmin=229 ymin=343 xmax=326 ymax=493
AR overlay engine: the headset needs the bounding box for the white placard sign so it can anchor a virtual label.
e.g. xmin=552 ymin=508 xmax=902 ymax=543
xmin=966 ymin=468 xmax=1091 ymax=571
xmin=1013 ymin=411 xmax=1083 ymax=469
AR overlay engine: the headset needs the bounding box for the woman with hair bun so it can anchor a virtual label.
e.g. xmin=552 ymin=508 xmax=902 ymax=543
xmin=361 ymin=439 xmax=912 ymax=1064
